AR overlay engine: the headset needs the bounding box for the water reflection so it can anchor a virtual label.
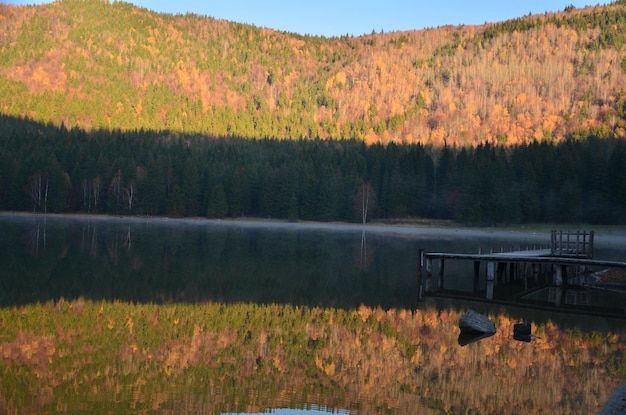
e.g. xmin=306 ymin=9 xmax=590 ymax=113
xmin=223 ymin=408 xmax=356 ymax=415
xmin=1 ymin=297 xmax=624 ymax=415
xmin=422 ymin=249 xmax=626 ymax=316
xmin=0 ymin=214 xmax=425 ymax=308
xmin=23 ymin=216 xmax=46 ymax=256
xmin=1 ymin=213 xmax=625 ymax=314
xmin=1 ymin=214 xmax=625 ymax=414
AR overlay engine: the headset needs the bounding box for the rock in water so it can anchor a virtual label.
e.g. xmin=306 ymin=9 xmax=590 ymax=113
xmin=513 ymin=322 xmax=533 ymax=342
xmin=513 ymin=322 xmax=531 ymax=336
xmin=458 ymin=309 xmax=497 ymax=334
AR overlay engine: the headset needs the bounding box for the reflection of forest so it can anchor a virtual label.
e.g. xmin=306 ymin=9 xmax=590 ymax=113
xmin=1 ymin=215 xmax=625 ymax=413
xmin=1 ymin=216 xmax=423 ymax=308
xmin=0 ymin=299 xmax=623 ymax=414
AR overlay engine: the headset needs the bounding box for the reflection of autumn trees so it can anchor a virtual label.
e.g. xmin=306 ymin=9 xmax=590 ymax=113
xmin=0 ymin=300 xmax=624 ymax=414
xmin=2 ymin=1 xmax=626 ymax=144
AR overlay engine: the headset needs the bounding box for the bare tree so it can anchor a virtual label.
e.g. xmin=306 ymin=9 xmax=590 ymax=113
xmin=92 ymin=176 xmax=101 ymax=211
xmin=125 ymin=181 xmax=135 ymax=210
xmin=355 ymin=182 xmax=376 ymax=224
xmin=43 ymin=176 xmax=48 ymax=213
xmin=27 ymin=172 xmax=48 ymax=212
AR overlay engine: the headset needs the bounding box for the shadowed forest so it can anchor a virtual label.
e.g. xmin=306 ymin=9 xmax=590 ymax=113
xmin=2 ymin=115 xmax=626 ymax=224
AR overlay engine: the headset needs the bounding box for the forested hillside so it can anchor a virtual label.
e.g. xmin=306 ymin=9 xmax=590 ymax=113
xmin=2 ymin=0 xmax=626 ymax=145
xmin=2 ymin=115 xmax=625 ymax=224
xmin=2 ymin=1 xmax=626 ymax=224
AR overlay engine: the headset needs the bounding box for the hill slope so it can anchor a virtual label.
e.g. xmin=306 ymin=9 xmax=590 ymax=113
xmin=1 ymin=0 xmax=626 ymax=145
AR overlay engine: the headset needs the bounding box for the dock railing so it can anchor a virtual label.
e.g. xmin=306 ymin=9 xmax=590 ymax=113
xmin=550 ymin=230 xmax=594 ymax=258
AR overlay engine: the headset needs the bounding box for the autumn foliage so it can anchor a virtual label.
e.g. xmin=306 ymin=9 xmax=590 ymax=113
xmin=2 ymin=0 xmax=626 ymax=145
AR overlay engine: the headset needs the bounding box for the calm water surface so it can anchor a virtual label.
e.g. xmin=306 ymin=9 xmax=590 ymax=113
xmin=1 ymin=213 xmax=426 ymax=307
xmin=1 ymin=213 xmax=625 ymax=414
xmin=2 ymin=213 xmax=624 ymax=312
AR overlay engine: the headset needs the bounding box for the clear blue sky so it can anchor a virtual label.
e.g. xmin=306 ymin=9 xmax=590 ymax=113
xmin=3 ymin=0 xmax=608 ymax=37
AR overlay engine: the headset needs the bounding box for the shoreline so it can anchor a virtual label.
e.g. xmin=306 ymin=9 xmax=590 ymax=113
xmin=3 ymin=210 xmax=626 ymax=245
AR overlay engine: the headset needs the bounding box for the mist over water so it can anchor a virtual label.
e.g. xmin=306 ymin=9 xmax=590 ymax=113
xmin=1 ymin=212 xmax=624 ymax=313
xmin=1 ymin=213 xmax=422 ymax=307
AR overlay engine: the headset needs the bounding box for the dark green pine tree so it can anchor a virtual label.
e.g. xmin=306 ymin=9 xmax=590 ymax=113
xmin=207 ymin=183 xmax=228 ymax=219
xmin=287 ymin=192 xmax=299 ymax=222
xmin=300 ymin=175 xmax=318 ymax=220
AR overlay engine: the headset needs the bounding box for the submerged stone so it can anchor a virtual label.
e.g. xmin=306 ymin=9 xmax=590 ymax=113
xmin=458 ymin=309 xmax=497 ymax=335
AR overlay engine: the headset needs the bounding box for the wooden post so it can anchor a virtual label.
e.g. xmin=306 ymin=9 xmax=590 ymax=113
xmin=497 ymin=262 xmax=507 ymax=282
xmin=438 ymin=259 xmax=445 ymax=290
xmin=486 ymin=261 xmax=495 ymax=300
xmin=533 ymin=262 xmax=538 ymax=277
xmin=554 ymin=264 xmax=563 ymax=286
xmin=425 ymin=256 xmax=432 ymax=293
xmin=417 ymin=249 xmax=424 ymax=301
xmin=487 ymin=261 xmax=495 ymax=280
xmin=553 ymin=264 xmax=565 ymax=307
xmin=473 ymin=261 xmax=480 ymax=294
xmin=524 ymin=265 xmax=529 ymax=290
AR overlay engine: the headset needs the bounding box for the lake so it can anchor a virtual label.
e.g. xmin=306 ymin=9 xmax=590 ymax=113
xmin=0 ymin=213 xmax=625 ymax=414
xmin=2 ymin=213 xmax=625 ymax=312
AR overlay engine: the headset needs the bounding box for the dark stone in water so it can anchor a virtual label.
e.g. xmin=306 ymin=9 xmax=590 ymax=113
xmin=458 ymin=309 xmax=497 ymax=334
xmin=514 ymin=322 xmax=534 ymax=342
xmin=514 ymin=322 xmax=531 ymax=336
xmin=458 ymin=310 xmax=497 ymax=346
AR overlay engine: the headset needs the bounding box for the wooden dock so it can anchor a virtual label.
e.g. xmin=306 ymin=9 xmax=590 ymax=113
xmin=417 ymin=230 xmax=626 ymax=310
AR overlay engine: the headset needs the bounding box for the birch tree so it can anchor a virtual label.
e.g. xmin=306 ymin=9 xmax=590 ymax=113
xmin=92 ymin=176 xmax=101 ymax=211
xmin=125 ymin=181 xmax=135 ymax=211
xmin=355 ymin=182 xmax=376 ymax=224
xmin=27 ymin=172 xmax=48 ymax=212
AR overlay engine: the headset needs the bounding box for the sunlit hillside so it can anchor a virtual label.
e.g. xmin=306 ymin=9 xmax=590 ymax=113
xmin=2 ymin=0 xmax=626 ymax=145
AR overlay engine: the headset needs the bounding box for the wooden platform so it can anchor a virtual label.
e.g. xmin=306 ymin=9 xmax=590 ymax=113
xmin=423 ymin=251 xmax=626 ymax=269
xmin=417 ymin=230 xmax=626 ymax=312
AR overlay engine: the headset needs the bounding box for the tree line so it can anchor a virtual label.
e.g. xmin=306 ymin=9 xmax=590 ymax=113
xmin=1 ymin=115 xmax=625 ymax=225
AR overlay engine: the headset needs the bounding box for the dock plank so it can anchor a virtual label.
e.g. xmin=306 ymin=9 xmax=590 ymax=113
xmin=492 ymin=249 xmax=551 ymax=257
xmin=424 ymin=252 xmax=626 ymax=268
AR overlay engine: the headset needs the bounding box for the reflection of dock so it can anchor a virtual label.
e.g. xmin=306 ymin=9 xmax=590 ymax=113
xmin=417 ymin=230 xmax=626 ymax=312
